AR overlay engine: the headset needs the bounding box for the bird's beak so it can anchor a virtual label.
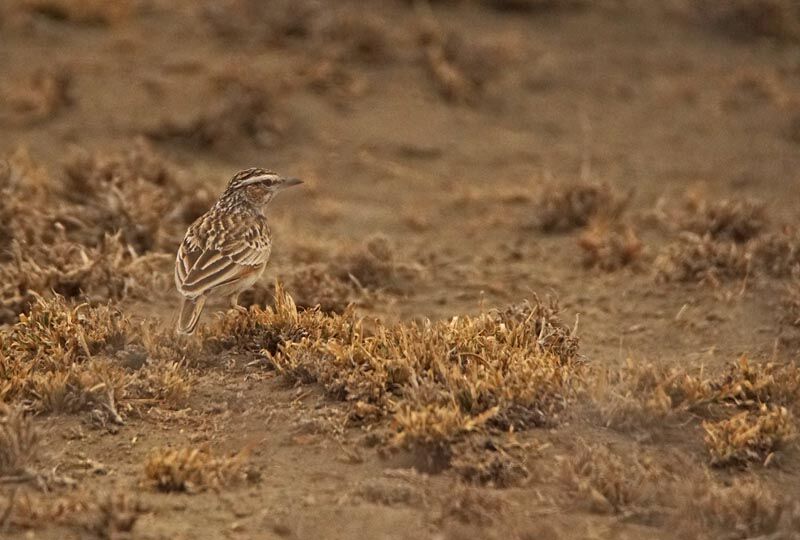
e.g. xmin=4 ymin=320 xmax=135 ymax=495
xmin=275 ymin=177 xmax=303 ymax=190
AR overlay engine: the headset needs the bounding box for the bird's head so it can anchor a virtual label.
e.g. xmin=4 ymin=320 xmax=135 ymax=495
xmin=224 ymin=167 xmax=303 ymax=206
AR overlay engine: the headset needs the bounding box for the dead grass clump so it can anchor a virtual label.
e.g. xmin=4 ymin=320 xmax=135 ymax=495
xmin=0 ymin=144 xmax=199 ymax=320
xmin=595 ymin=359 xmax=714 ymax=430
xmin=449 ymin=438 xmax=529 ymax=487
xmin=0 ymin=147 xmax=57 ymax=251
xmin=282 ymin=265 xmax=357 ymax=313
xmin=678 ymin=197 xmax=767 ymax=243
xmin=1 ymin=490 xmax=143 ymax=535
xmin=3 ymin=68 xmax=72 ymax=122
xmin=247 ymin=237 xmax=422 ymax=314
xmin=0 ymin=404 xmax=40 ymax=475
xmin=563 ymin=443 xmax=660 ymax=514
xmin=0 ymin=295 xmax=197 ymax=415
xmin=0 ymin=232 xmax=169 ymax=318
xmin=265 ymin=286 xmax=580 ymax=450
xmin=442 ymin=485 xmax=506 ymax=526
xmin=703 ymin=406 xmax=796 ymax=466
xmin=655 ymin=232 xmax=751 ymax=284
xmin=126 ymin=359 xmax=193 ymax=408
xmin=202 ymin=285 xmax=356 ymax=354
xmin=419 ymin=22 xmax=517 ymax=105
xmin=578 ymin=221 xmax=644 ymax=271
xmin=714 ymin=356 xmax=800 ymax=411
xmin=92 ymin=493 xmax=143 ymax=539
xmin=334 ymin=235 xmax=422 ymax=292
xmin=63 ymin=140 xmax=208 ymax=253
xmin=597 ymin=356 xmax=800 ymax=434
xmin=750 ymin=229 xmax=800 ymax=277
xmin=144 ymin=446 xmax=249 ymax=493
xmin=534 ymin=181 xmax=630 ymax=233
xmin=679 ymin=477 xmax=793 ymax=538
xmin=0 ymin=296 xmax=130 ymax=414
xmin=147 ymin=74 xmax=289 ymax=152
xmin=697 ymin=0 xmax=800 ymax=42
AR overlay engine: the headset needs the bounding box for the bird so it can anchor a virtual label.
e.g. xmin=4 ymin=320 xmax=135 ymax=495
xmin=174 ymin=167 xmax=302 ymax=334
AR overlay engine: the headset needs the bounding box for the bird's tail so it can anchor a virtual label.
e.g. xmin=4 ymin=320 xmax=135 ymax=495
xmin=176 ymin=296 xmax=206 ymax=335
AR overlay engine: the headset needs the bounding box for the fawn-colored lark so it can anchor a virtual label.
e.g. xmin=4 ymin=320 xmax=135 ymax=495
xmin=174 ymin=168 xmax=302 ymax=334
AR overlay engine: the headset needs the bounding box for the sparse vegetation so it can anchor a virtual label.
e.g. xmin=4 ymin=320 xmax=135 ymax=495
xmin=578 ymin=221 xmax=643 ymax=271
xmin=230 ymin=286 xmax=582 ymax=472
xmin=678 ymin=197 xmax=767 ymax=243
xmin=0 ymin=295 xmax=196 ymax=416
xmin=144 ymin=446 xmax=249 ymax=493
xmin=703 ymin=406 xmax=796 ymax=466
xmin=0 ymin=405 xmax=40 ymax=476
xmin=534 ymin=181 xmax=630 ymax=233
xmin=655 ymin=232 xmax=751 ymax=284
xmin=147 ymin=73 xmax=290 ymax=151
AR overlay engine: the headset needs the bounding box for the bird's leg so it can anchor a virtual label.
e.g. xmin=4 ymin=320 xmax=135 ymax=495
xmin=229 ymin=293 xmax=247 ymax=314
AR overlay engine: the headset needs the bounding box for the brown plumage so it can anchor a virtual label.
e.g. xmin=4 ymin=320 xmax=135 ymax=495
xmin=174 ymin=168 xmax=302 ymax=334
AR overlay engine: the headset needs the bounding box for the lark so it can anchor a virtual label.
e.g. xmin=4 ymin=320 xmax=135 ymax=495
xmin=174 ymin=168 xmax=302 ymax=334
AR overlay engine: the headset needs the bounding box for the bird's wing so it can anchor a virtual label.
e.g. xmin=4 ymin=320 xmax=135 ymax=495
xmin=175 ymin=215 xmax=271 ymax=298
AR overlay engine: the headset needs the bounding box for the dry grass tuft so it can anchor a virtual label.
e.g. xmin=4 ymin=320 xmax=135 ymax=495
xmin=678 ymin=196 xmax=767 ymax=243
xmin=147 ymin=72 xmax=290 ymax=151
xmin=92 ymin=493 xmax=143 ymax=539
xmin=714 ymin=356 xmax=800 ymax=411
xmin=442 ymin=484 xmax=506 ymax=526
xmin=0 ymin=405 xmax=40 ymax=475
xmin=207 ymin=285 xmax=580 ymax=476
xmin=0 ymin=295 xmax=197 ymax=415
xmin=62 ymin=140 xmax=211 ymax=252
xmin=334 ymin=235 xmax=422 ymax=293
xmin=534 ymin=181 xmax=630 ymax=233
xmin=241 ymin=237 xmax=423 ymax=314
xmin=203 ymin=285 xmax=356 ymax=354
xmin=596 ymin=356 xmax=800 ymax=437
xmin=595 ymin=359 xmax=714 ymax=430
xmin=655 ymin=232 xmax=751 ymax=284
xmin=0 ymin=144 xmax=204 ymax=321
xmin=282 ymin=264 xmax=358 ymax=313
xmin=144 ymin=446 xmax=249 ymax=493
xmin=751 ymin=229 xmax=800 ymax=277
xmin=578 ymin=221 xmax=644 ymax=271
xmin=679 ymin=477 xmax=795 ymax=538
xmin=563 ymin=443 xmax=661 ymax=514
xmin=703 ymin=405 xmax=796 ymax=466
xmin=246 ymin=286 xmax=581 ymax=454
xmin=449 ymin=438 xmax=530 ymax=487
xmin=419 ymin=22 xmax=517 ymax=105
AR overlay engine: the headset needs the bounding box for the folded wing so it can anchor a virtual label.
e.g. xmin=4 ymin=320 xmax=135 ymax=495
xmin=175 ymin=221 xmax=271 ymax=299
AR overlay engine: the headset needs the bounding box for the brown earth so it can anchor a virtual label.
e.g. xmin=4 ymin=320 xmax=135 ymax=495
xmin=2 ymin=1 xmax=800 ymax=539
